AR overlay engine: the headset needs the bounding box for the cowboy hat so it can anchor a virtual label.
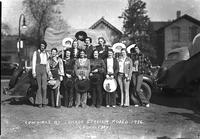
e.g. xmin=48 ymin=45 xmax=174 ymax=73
xmin=75 ymin=78 xmax=90 ymax=93
xmin=89 ymin=73 xmax=101 ymax=85
xmin=75 ymin=31 xmax=87 ymax=41
xmin=127 ymin=44 xmax=136 ymax=53
xmin=63 ymin=77 xmax=74 ymax=88
xmin=112 ymin=43 xmax=126 ymax=53
xmin=103 ymin=78 xmax=117 ymax=93
xmin=62 ymin=37 xmax=73 ymax=48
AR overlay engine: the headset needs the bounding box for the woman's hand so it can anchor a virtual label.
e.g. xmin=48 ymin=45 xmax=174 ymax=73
xmin=78 ymin=75 xmax=82 ymax=80
xmin=93 ymin=69 xmax=98 ymax=73
xmin=106 ymin=74 xmax=109 ymax=78
xmin=82 ymin=76 xmax=86 ymax=80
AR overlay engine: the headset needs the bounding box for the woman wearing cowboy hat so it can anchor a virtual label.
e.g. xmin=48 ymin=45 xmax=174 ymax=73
xmin=117 ymin=48 xmax=133 ymax=107
xmin=46 ymin=48 xmax=64 ymax=108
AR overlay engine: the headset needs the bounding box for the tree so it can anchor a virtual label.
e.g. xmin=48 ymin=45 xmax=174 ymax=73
xmin=23 ymin=0 xmax=66 ymax=47
xmin=1 ymin=23 xmax=11 ymax=36
xmin=120 ymin=0 xmax=156 ymax=60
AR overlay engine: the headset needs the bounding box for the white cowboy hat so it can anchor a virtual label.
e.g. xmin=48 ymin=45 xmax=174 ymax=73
xmin=103 ymin=78 xmax=117 ymax=93
xmin=127 ymin=44 xmax=136 ymax=53
xmin=112 ymin=43 xmax=126 ymax=53
xmin=62 ymin=37 xmax=73 ymax=48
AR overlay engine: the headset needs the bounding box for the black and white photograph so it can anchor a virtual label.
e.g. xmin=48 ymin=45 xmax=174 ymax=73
xmin=1 ymin=0 xmax=200 ymax=138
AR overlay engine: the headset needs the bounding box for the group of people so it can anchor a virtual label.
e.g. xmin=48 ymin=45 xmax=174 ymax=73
xmin=32 ymin=36 xmax=152 ymax=109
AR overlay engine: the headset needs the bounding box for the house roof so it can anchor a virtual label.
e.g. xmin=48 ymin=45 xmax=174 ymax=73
xmin=158 ymin=14 xmax=200 ymax=31
xmin=151 ymin=21 xmax=171 ymax=31
xmin=89 ymin=17 xmax=122 ymax=35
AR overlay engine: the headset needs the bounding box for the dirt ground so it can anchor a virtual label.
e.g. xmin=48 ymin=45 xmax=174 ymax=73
xmin=1 ymin=80 xmax=200 ymax=139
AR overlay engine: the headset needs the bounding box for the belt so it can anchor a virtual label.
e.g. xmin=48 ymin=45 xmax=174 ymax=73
xmin=118 ymin=72 xmax=124 ymax=75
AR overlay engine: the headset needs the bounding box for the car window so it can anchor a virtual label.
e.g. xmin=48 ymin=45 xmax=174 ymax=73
xmin=167 ymin=52 xmax=179 ymax=60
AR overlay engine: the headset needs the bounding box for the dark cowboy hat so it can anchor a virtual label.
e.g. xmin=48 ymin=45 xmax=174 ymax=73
xmin=75 ymin=78 xmax=90 ymax=93
xmin=63 ymin=77 xmax=74 ymax=88
xmin=89 ymin=73 xmax=101 ymax=85
xmin=75 ymin=31 xmax=87 ymax=41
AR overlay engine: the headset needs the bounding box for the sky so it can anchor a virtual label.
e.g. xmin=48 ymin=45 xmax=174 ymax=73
xmin=1 ymin=0 xmax=200 ymax=34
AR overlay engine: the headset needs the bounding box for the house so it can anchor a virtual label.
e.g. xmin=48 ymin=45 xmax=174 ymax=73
xmin=156 ymin=12 xmax=200 ymax=65
xmin=89 ymin=17 xmax=122 ymax=45
xmin=1 ymin=35 xmax=19 ymax=63
xmin=1 ymin=35 xmax=36 ymax=66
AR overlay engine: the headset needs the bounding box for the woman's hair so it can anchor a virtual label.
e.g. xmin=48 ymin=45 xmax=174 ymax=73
xmin=108 ymin=49 xmax=114 ymax=53
xmin=85 ymin=37 xmax=92 ymax=43
xmin=39 ymin=40 xmax=47 ymax=49
xmin=121 ymin=48 xmax=127 ymax=53
xmin=72 ymin=39 xmax=79 ymax=47
xmin=98 ymin=37 xmax=106 ymax=44
xmin=91 ymin=49 xmax=99 ymax=59
xmin=78 ymin=49 xmax=87 ymax=58
xmin=51 ymin=47 xmax=58 ymax=52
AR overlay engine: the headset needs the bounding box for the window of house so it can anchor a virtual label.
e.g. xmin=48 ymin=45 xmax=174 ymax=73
xmin=189 ymin=26 xmax=198 ymax=41
xmin=171 ymin=26 xmax=180 ymax=42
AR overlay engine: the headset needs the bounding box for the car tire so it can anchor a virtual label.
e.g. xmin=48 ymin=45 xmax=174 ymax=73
xmin=140 ymin=82 xmax=152 ymax=101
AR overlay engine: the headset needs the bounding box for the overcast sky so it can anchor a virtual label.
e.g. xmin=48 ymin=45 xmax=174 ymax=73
xmin=1 ymin=0 xmax=200 ymax=34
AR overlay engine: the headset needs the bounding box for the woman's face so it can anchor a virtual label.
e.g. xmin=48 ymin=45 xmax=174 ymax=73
xmin=135 ymin=47 xmax=140 ymax=54
xmin=51 ymin=50 xmax=57 ymax=57
xmin=98 ymin=38 xmax=104 ymax=45
xmin=85 ymin=38 xmax=91 ymax=45
xmin=40 ymin=44 xmax=46 ymax=51
xmin=93 ymin=51 xmax=99 ymax=59
xmin=65 ymin=51 xmax=71 ymax=58
xmin=108 ymin=51 xmax=113 ymax=58
xmin=121 ymin=50 xmax=127 ymax=57
xmin=73 ymin=41 xmax=78 ymax=48
xmin=80 ymin=51 xmax=85 ymax=58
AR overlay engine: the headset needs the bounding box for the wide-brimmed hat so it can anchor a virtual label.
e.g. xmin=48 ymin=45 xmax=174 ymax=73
xmin=75 ymin=78 xmax=90 ymax=93
xmin=103 ymin=78 xmax=117 ymax=93
xmin=62 ymin=37 xmax=73 ymax=48
xmin=63 ymin=77 xmax=74 ymax=88
xmin=112 ymin=43 xmax=126 ymax=53
xmin=127 ymin=44 xmax=136 ymax=53
xmin=75 ymin=31 xmax=87 ymax=41
xmin=89 ymin=73 xmax=101 ymax=85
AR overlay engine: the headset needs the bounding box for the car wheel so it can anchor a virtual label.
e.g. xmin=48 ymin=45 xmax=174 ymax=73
xmin=140 ymin=82 xmax=152 ymax=101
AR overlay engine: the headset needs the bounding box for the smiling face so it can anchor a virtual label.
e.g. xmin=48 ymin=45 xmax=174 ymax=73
xmin=121 ymin=49 xmax=127 ymax=57
xmin=98 ymin=38 xmax=104 ymax=46
xmin=85 ymin=38 xmax=91 ymax=46
xmin=108 ymin=50 xmax=113 ymax=58
xmin=65 ymin=50 xmax=71 ymax=58
xmin=80 ymin=51 xmax=85 ymax=58
xmin=72 ymin=41 xmax=78 ymax=48
xmin=40 ymin=44 xmax=46 ymax=52
xmin=51 ymin=49 xmax=57 ymax=57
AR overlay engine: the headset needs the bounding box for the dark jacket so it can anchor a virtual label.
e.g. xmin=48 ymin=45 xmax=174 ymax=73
xmin=96 ymin=45 xmax=110 ymax=59
xmin=70 ymin=47 xmax=81 ymax=59
xmin=85 ymin=45 xmax=95 ymax=59
xmin=104 ymin=58 xmax=119 ymax=78
xmin=90 ymin=58 xmax=106 ymax=74
xmin=63 ymin=58 xmax=75 ymax=76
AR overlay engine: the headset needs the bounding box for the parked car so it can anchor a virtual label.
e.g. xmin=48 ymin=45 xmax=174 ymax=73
xmin=156 ymin=45 xmax=200 ymax=94
xmin=1 ymin=61 xmax=19 ymax=77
